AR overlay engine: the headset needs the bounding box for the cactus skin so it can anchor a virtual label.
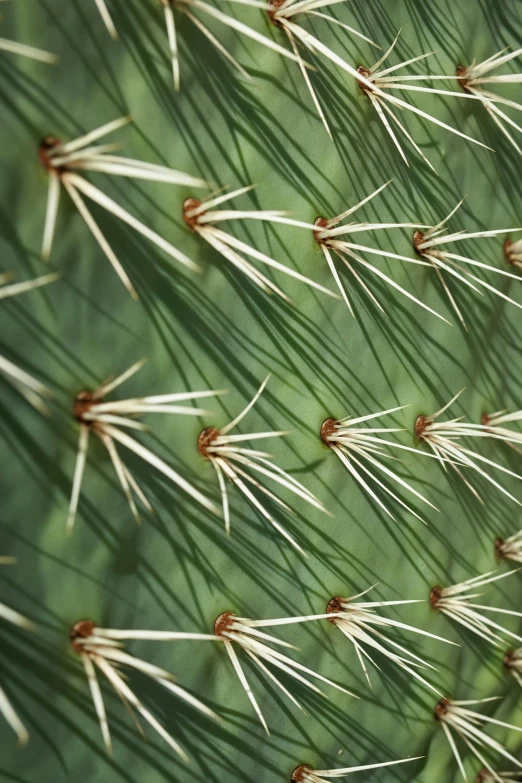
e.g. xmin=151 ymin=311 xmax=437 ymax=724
xmin=1 ymin=0 xmax=522 ymax=781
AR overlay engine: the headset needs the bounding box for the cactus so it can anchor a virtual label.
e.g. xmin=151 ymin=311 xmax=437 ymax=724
xmin=2 ymin=0 xmax=522 ymax=781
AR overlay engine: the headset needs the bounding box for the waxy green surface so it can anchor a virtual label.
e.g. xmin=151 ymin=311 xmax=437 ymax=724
xmin=1 ymin=0 xmax=522 ymax=781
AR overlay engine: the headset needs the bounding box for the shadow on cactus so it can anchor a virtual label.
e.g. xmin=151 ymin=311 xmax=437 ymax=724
xmin=2 ymin=1 xmax=522 ymax=782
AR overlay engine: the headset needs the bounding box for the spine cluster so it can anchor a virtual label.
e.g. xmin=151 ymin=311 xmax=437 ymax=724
xmin=1 ymin=2 xmax=522 ymax=782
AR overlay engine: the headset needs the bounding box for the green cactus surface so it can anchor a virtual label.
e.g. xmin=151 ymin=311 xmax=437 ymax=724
xmin=2 ymin=0 xmax=522 ymax=782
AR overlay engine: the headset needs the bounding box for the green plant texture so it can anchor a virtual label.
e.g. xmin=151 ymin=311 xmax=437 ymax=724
xmin=2 ymin=0 xmax=522 ymax=782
